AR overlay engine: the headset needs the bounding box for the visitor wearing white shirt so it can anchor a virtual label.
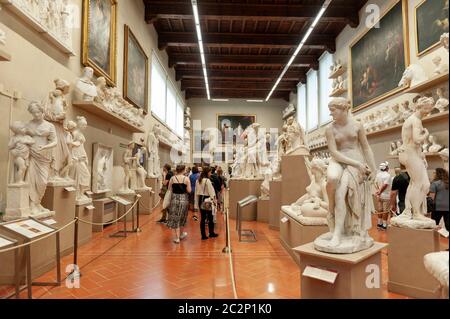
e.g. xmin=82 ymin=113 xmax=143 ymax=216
xmin=375 ymin=162 xmax=393 ymax=230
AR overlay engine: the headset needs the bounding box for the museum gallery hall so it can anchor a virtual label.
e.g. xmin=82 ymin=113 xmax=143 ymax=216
xmin=0 ymin=0 xmax=449 ymax=301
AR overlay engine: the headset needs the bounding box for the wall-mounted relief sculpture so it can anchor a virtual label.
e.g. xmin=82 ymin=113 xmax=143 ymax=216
xmin=92 ymin=143 xmax=113 ymax=194
xmin=391 ymin=97 xmax=437 ymax=229
xmin=314 ymin=98 xmax=377 ymax=254
xmin=123 ymin=25 xmax=148 ymax=113
xmin=350 ymin=0 xmax=409 ymax=111
xmin=82 ymin=0 xmax=117 ymax=86
xmin=415 ymin=0 xmax=449 ymax=56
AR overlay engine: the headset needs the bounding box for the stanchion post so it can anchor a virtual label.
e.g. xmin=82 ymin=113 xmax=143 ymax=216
xmin=73 ymin=219 xmax=79 ymax=268
xmin=222 ymin=208 xmax=232 ymax=254
xmin=136 ymin=194 xmax=142 ymax=232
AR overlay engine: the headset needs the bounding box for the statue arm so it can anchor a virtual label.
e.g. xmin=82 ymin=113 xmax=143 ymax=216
xmin=42 ymin=126 xmax=58 ymax=150
xmin=412 ymin=119 xmax=429 ymax=145
xmin=357 ymin=123 xmax=377 ymax=175
xmin=326 ymin=127 xmax=361 ymax=168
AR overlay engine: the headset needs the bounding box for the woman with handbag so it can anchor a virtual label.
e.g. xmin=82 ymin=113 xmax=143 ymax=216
xmin=166 ymin=165 xmax=191 ymax=244
xmin=195 ymin=167 xmax=219 ymax=240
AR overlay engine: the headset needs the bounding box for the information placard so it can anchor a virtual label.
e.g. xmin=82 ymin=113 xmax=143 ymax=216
xmin=3 ymin=219 xmax=55 ymax=239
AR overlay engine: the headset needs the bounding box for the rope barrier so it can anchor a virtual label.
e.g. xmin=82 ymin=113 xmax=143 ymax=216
xmin=77 ymin=198 xmax=140 ymax=226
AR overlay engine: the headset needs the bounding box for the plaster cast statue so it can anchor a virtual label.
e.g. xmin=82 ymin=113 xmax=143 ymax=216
xmin=44 ymin=78 xmax=73 ymax=184
xmin=441 ymin=33 xmax=449 ymax=52
xmin=120 ymin=142 xmax=137 ymax=194
xmin=424 ymin=252 xmax=449 ymax=299
xmin=399 ymin=64 xmax=428 ymax=88
xmin=231 ymin=146 xmax=245 ymax=178
xmin=94 ymin=77 xmax=107 ymax=103
xmin=283 ymin=104 xmax=296 ymax=119
xmin=185 ymin=117 xmax=191 ymax=129
xmin=433 ymin=56 xmax=449 ymax=76
xmin=332 ymin=59 xmax=343 ymax=74
xmin=391 ymin=97 xmax=437 ymax=229
xmin=25 ymin=101 xmax=57 ymax=216
xmin=400 ymin=100 xmax=413 ymax=121
xmin=428 ymin=135 xmax=445 ymax=153
xmin=135 ymin=142 xmax=150 ymax=191
xmin=284 ymin=158 xmax=329 ymax=226
xmin=67 ymin=116 xmax=91 ymax=204
xmin=9 ymin=121 xmax=35 ymax=184
xmin=245 ymin=123 xmax=269 ymax=179
xmin=184 ymin=107 xmax=191 ymax=118
xmin=439 ymin=148 xmax=449 ymax=171
xmin=337 ymin=76 xmax=346 ymax=90
xmin=434 ymin=88 xmax=449 ymax=113
xmin=314 ymin=98 xmax=377 ymax=254
xmin=74 ymin=67 xmax=98 ymax=102
xmin=96 ymin=149 xmax=111 ymax=192
xmin=285 ymin=116 xmax=308 ymax=155
xmin=260 ymin=165 xmax=272 ymax=199
xmin=146 ymin=125 xmax=161 ymax=178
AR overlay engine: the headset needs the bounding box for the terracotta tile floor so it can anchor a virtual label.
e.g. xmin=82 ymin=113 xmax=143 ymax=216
xmin=0 ymin=206 xmax=448 ymax=299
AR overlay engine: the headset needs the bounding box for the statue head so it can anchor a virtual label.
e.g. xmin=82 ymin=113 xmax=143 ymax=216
xmin=54 ymin=78 xmax=70 ymax=94
xmin=28 ymin=101 xmax=45 ymax=121
xmin=432 ymin=55 xmax=442 ymax=65
xmin=76 ymin=116 xmax=88 ymax=130
xmin=310 ymin=158 xmax=328 ymax=179
xmin=10 ymin=121 xmax=27 ymax=135
xmin=96 ymin=77 xmax=107 ymax=88
xmin=415 ymin=96 xmax=435 ymax=116
xmin=329 ymin=98 xmax=351 ymax=121
xmin=65 ymin=120 xmax=77 ymax=131
xmin=82 ymin=67 xmax=94 ymax=80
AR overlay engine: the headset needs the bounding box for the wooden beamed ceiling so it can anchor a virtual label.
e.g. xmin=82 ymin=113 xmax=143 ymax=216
xmin=143 ymin=0 xmax=368 ymax=101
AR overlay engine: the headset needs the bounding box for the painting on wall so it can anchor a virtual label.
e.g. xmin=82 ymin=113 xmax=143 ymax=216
xmin=349 ymin=0 xmax=409 ymax=111
xmin=82 ymin=0 xmax=117 ymax=86
xmin=124 ymin=25 xmax=149 ymax=112
xmin=217 ymin=114 xmax=256 ymax=144
xmin=415 ymin=0 xmax=449 ymax=56
xmin=92 ymin=143 xmax=114 ymax=194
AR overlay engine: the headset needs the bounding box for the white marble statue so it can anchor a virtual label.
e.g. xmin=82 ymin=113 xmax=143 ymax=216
xmin=283 ymin=158 xmax=329 ymax=226
xmin=441 ymin=33 xmax=449 ymax=52
xmin=44 ymin=78 xmax=73 ymax=184
xmin=25 ymin=101 xmax=57 ymax=217
xmin=391 ymin=97 xmax=437 ymax=229
xmin=433 ymin=55 xmax=449 ymax=76
xmin=337 ymin=76 xmax=346 ymax=90
xmin=434 ymin=88 xmax=449 ymax=113
xmin=95 ymin=148 xmax=112 ymax=192
xmin=428 ymin=135 xmax=444 ymax=153
xmin=399 ymin=64 xmax=428 ymax=88
xmin=314 ymin=98 xmax=377 ymax=254
xmin=439 ymin=148 xmax=449 ymax=171
xmin=283 ymin=104 xmax=296 ymax=119
xmin=260 ymin=165 xmax=272 ymax=199
xmin=185 ymin=117 xmax=191 ymax=129
xmin=400 ymin=100 xmax=413 ymax=121
xmin=285 ymin=116 xmax=308 ymax=155
xmin=67 ymin=116 xmax=91 ymax=205
xmin=120 ymin=142 xmax=137 ymax=194
xmin=424 ymin=252 xmax=449 ymax=299
xmin=184 ymin=107 xmax=191 ymax=118
xmin=243 ymin=123 xmax=268 ymax=179
xmin=94 ymin=77 xmax=107 ymax=103
xmin=135 ymin=141 xmax=150 ymax=191
xmin=9 ymin=121 xmax=35 ymax=184
xmin=146 ymin=124 xmax=161 ymax=178
xmin=74 ymin=67 xmax=98 ymax=102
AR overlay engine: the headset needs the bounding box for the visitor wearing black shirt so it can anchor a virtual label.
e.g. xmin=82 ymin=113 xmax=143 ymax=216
xmin=157 ymin=164 xmax=174 ymax=223
xmin=390 ymin=165 xmax=410 ymax=215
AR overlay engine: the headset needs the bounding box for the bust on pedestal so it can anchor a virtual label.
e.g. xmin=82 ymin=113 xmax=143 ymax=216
xmin=74 ymin=67 xmax=98 ymax=102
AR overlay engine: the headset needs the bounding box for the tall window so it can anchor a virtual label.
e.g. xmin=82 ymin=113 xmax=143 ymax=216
xmin=151 ymin=52 xmax=185 ymax=137
xmin=297 ymin=83 xmax=307 ymax=130
xmin=151 ymin=56 xmax=167 ymax=122
xmin=319 ymin=52 xmax=333 ymax=125
xmin=306 ymin=70 xmax=319 ymax=132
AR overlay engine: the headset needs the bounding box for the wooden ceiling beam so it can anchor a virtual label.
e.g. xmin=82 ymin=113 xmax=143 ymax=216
xmin=144 ymin=1 xmax=360 ymax=27
xmin=175 ymin=68 xmax=306 ymax=82
xmin=158 ymin=32 xmax=336 ymax=53
xmin=186 ymin=89 xmax=291 ymax=101
xmin=169 ymin=53 xmax=318 ymax=68
xmin=181 ymin=79 xmax=296 ymax=91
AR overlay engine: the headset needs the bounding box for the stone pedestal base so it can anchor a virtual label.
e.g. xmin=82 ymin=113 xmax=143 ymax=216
xmin=4 ymin=184 xmax=31 ymax=221
xmin=135 ymin=188 xmax=153 ymax=215
xmin=294 ymin=242 xmax=387 ymax=299
xmin=387 ymin=226 xmax=441 ymax=298
xmin=269 ymin=180 xmax=282 ymax=231
xmin=229 ymin=179 xmax=262 ymax=220
xmin=145 ymin=177 xmax=160 ymax=204
xmin=280 ymin=210 xmax=328 ymax=265
xmin=257 ymin=198 xmax=270 ymax=223
xmin=42 ymin=184 xmax=76 ymax=257
xmin=281 ymin=155 xmax=310 ymax=206
xmin=92 ymin=198 xmax=118 ymax=232
xmin=75 ymin=203 xmax=94 ymax=246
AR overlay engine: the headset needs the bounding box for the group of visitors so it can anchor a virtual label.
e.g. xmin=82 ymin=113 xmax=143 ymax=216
xmin=157 ymin=163 xmax=228 ymax=244
xmin=374 ymin=162 xmax=449 ymax=232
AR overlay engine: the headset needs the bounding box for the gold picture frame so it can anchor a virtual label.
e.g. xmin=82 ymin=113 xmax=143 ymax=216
xmin=349 ymin=0 xmax=410 ymax=112
xmin=81 ymin=0 xmax=118 ymax=86
xmin=123 ymin=25 xmax=149 ymax=113
xmin=414 ymin=0 xmax=449 ymax=57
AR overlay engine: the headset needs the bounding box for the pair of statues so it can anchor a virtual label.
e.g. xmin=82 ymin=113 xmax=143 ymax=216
xmin=120 ymin=141 xmax=150 ymax=194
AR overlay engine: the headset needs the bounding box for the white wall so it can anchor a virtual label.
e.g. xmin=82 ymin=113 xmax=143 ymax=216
xmin=0 ymin=0 xmax=183 ymax=198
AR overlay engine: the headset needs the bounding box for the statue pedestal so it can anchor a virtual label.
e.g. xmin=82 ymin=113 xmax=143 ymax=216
xmin=42 ymin=184 xmax=76 ymax=256
xmin=75 ymin=203 xmax=94 ymax=246
xmin=145 ymin=177 xmax=160 ymax=204
xmin=281 ymin=155 xmax=310 ymax=206
xmin=229 ymin=179 xmax=262 ymax=220
xmin=387 ymin=226 xmax=441 ymax=298
xmin=4 ymin=184 xmax=31 ymax=221
xmin=257 ymin=198 xmax=269 ymax=223
xmin=280 ymin=209 xmax=328 ymax=265
xmin=92 ymin=198 xmax=118 ymax=232
xmin=269 ymin=180 xmax=282 ymax=231
xmin=293 ymin=242 xmax=387 ymax=299
xmin=135 ymin=188 xmax=153 ymax=215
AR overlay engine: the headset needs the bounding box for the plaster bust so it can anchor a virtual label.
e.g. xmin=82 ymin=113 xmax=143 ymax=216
xmin=74 ymin=67 xmax=98 ymax=101
xmin=432 ymin=55 xmax=449 ymax=76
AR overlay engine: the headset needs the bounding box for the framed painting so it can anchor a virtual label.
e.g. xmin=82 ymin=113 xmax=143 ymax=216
xmin=92 ymin=143 xmax=114 ymax=194
xmin=217 ymin=114 xmax=256 ymax=144
xmin=349 ymin=0 xmax=409 ymax=111
xmin=415 ymin=0 xmax=449 ymax=57
xmin=82 ymin=0 xmax=117 ymax=86
xmin=124 ymin=25 xmax=149 ymax=112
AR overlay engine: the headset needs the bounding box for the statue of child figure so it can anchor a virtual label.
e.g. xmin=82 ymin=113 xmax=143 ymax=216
xmin=9 ymin=121 xmax=35 ymax=184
